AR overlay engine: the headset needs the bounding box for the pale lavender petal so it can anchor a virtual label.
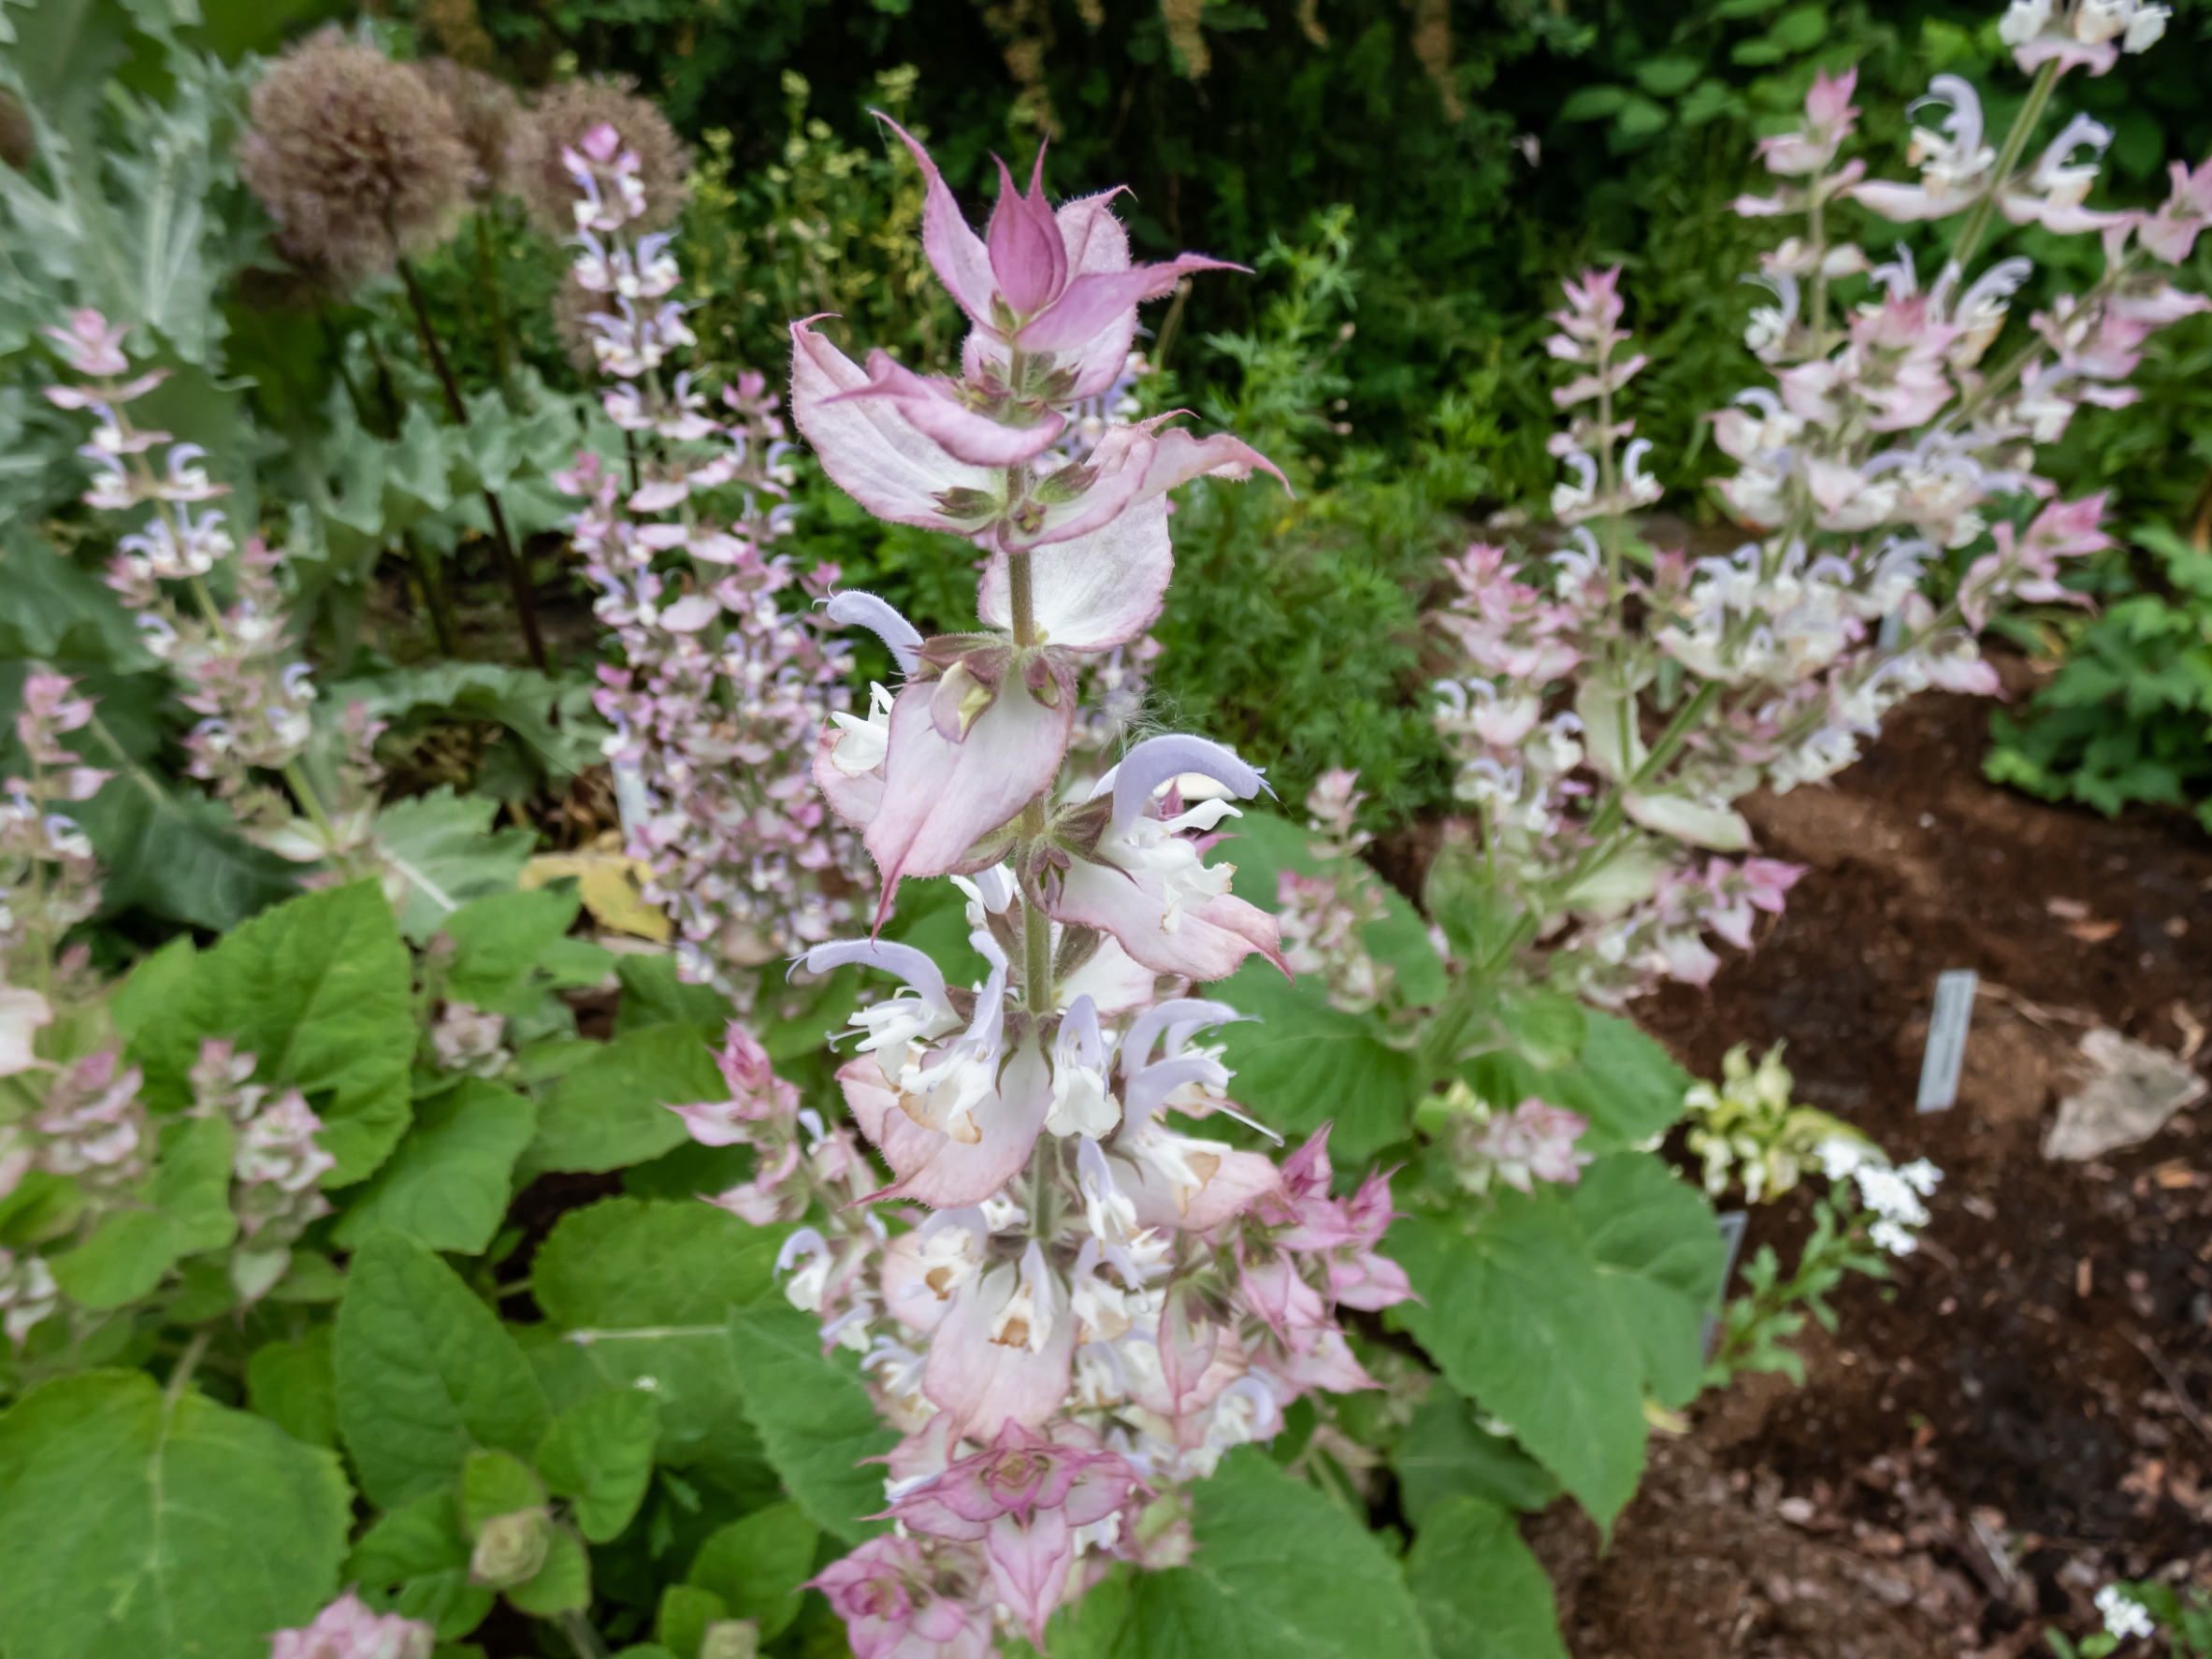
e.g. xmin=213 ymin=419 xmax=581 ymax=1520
xmin=1106 ymin=733 xmax=1266 ymax=830
xmin=824 ymin=590 xmax=923 ymax=675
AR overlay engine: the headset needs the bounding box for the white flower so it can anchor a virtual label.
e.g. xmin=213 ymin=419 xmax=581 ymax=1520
xmin=2096 ymin=1584 xmax=2155 ymax=1641
xmin=1998 ymin=0 xmax=2051 ymax=45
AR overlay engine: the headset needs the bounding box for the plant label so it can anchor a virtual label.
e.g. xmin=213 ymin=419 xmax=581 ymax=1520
xmin=1701 ymin=1209 xmax=1750 ymax=1359
xmin=1916 ymin=969 xmax=1978 ymax=1113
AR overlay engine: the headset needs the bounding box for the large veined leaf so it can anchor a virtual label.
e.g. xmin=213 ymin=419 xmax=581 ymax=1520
xmin=726 ymin=1302 xmax=900 ymax=1545
xmin=525 ymin=1023 xmax=727 ymax=1174
xmin=131 ymin=880 xmax=414 ymax=1183
xmin=532 ymin=1198 xmax=785 ymax=1330
xmin=1209 ymin=808 xmax=1450 ymax=1005
xmin=371 ymin=787 xmax=536 ymax=945
xmin=333 ymin=1233 xmax=551 ymax=1508
xmin=1391 ymin=1194 xmax=1649 ymax=1529
xmin=1395 ymin=1381 xmax=1561 ymax=1526
xmin=1210 ymin=959 xmax=1419 ymax=1163
xmin=73 ymin=770 xmax=300 ymax=931
xmin=531 ymin=1199 xmax=785 ymax=1491
xmin=0 ymin=1370 xmax=351 ymax=1659
xmin=1406 ymin=1495 xmax=1567 ymax=1659
xmin=686 ymin=1502 xmax=819 ymax=1641
xmin=536 ymin=1388 xmax=659 ymax=1543
xmin=1052 ymin=1449 xmax=1433 ymax=1659
xmin=332 ymin=1079 xmax=536 ymax=1255
xmin=1569 ymin=1151 xmax=1726 ymax=1410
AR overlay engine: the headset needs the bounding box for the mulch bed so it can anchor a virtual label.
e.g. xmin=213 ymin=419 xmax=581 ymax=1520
xmin=1533 ymin=683 xmax=2212 ymax=1657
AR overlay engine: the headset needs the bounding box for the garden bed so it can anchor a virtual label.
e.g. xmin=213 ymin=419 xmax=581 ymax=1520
xmin=1536 ymin=682 xmax=2212 ymax=1657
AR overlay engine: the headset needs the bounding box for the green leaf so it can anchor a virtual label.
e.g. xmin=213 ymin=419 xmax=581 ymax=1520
xmin=335 ymin=1080 xmax=536 ymax=1255
xmin=1395 ymin=1383 xmax=1560 ymax=1525
xmin=153 ymin=1113 xmax=240 ymax=1252
xmin=531 ymin=1200 xmax=782 ymax=1489
xmin=346 ymin=1491 xmax=493 ymax=1641
xmin=1570 ymin=1152 xmax=1726 ymax=1410
xmin=1633 ymin=55 xmax=1703 ymax=96
xmin=248 ymin=1326 xmax=338 ymax=1449
xmin=45 ymin=1113 xmax=234 ymax=1306
xmin=1498 ymin=987 xmax=1585 ymax=1072
xmin=0 ymin=1371 xmax=352 ymax=1659
xmin=657 ymin=1583 xmax=728 ymax=1659
xmin=687 ymin=1501 xmax=819 ymax=1640
xmin=441 ymin=886 xmax=592 ymax=1016
xmin=334 ymin=1233 xmax=552 ymax=1507
xmin=537 ymin=1388 xmax=659 ymax=1543
xmin=136 ymin=880 xmax=414 ymax=1184
xmin=72 ymin=772 xmax=298 ymax=932
xmin=1557 ymin=85 xmax=1629 ymax=121
xmin=534 ymin=1197 xmax=784 ymax=1329
xmin=373 ymin=788 xmax=536 ymax=945
xmin=727 ymin=1303 xmax=900 ymax=1545
xmin=461 ymin=1448 xmax=546 ymax=1535
xmin=48 ymin=1206 xmax=181 ymax=1309
xmin=1052 ymin=1449 xmax=1432 ymax=1659
xmin=613 ymin=956 xmax=732 ymax=1035
xmin=1392 ymin=1198 xmax=1648 ymax=1529
xmin=330 ymin=662 xmax=604 ymax=785
xmin=526 ymin=1023 xmax=727 ymax=1174
xmin=1544 ymin=1011 xmax=1691 ymax=1149
xmin=1212 ymin=962 xmax=1417 ymax=1161
xmin=1407 ymin=1495 xmax=1566 ymax=1659
xmin=506 ymin=1525 xmax=591 ymax=1618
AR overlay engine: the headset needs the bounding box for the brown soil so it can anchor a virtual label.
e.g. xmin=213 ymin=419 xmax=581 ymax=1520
xmin=1529 ymin=685 xmax=2212 ymax=1657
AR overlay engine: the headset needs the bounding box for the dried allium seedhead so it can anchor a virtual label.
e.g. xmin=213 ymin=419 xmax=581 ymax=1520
xmin=237 ymin=29 xmax=471 ymax=287
xmin=511 ymin=78 xmax=689 ymax=238
xmin=416 ymin=58 xmax=519 ymax=202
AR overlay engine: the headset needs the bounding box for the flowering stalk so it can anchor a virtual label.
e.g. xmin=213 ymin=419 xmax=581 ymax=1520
xmin=41 ymin=311 xmax=378 ymax=867
xmin=663 ymin=126 xmax=1412 ymax=1653
xmin=1432 ymin=18 xmax=2209 ymax=1010
xmin=555 ymin=123 xmax=874 ymax=993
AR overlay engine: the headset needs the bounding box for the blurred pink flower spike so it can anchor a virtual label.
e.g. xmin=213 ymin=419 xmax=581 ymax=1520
xmin=1049 ymin=733 xmax=1288 ymax=983
xmin=887 ymin=1421 xmax=1140 ymax=1648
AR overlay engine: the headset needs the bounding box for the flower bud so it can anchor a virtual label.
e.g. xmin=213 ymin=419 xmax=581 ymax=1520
xmin=699 ymin=1620 xmax=761 ymax=1659
xmin=469 ymin=1508 xmax=552 ymax=1588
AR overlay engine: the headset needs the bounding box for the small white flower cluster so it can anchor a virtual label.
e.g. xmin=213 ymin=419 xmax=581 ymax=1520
xmin=2096 ymin=1583 xmax=2156 ymax=1641
xmin=1815 ymin=1136 xmax=1942 ymax=1255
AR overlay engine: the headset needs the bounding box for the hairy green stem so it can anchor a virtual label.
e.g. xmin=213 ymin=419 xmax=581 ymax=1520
xmin=1947 ymin=59 xmax=2060 ymax=277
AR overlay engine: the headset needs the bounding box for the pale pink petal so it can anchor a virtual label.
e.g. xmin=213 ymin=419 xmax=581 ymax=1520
xmin=1050 ymin=858 xmax=1283 ymax=982
xmin=1055 ymin=936 xmax=1158 ymax=1016
xmin=1014 ymin=256 xmax=1241 ymax=354
xmin=977 ymin=494 xmax=1173 ymax=649
xmin=984 ymin=1508 xmax=1077 ymax=1648
xmin=789 ymin=319 xmax=995 ymax=530
xmin=866 ymin=675 xmax=1073 ymax=896
xmin=877 ymin=116 xmax=998 ymax=325
xmin=813 ymin=722 xmax=886 ymax=831
xmin=921 ymin=1248 xmax=1077 ymax=1435
xmin=838 ymin=1048 xmax=1051 ymax=1210
xmin=1139 ymin=426 xmax=1288 ymax=497
xmin=831 ymin=350 xmax=1068 ymax=468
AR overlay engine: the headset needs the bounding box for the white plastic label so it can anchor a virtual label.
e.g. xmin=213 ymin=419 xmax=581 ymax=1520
xmin=1916 ymin=969 xmax=1978 ymax=1113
